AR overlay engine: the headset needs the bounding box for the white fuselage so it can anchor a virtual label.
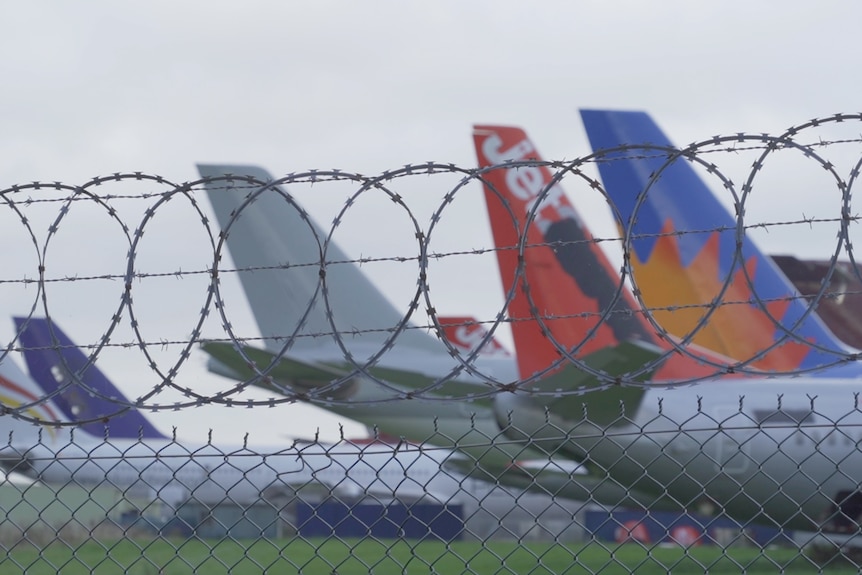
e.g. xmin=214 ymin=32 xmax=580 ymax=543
xmin=551 ymin=376 xmax=862 ymax=530
xmin=24 ymin=436 xmax=478 ymax=508
xmin=29 ymin=440 xmax=305 ymax=506
xmin=208 ymin=343 xmax=527 ymax=467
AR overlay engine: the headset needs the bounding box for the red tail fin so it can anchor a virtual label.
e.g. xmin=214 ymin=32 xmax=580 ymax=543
xmin=474 ymin=126 xmax=651 ymax=378
xmin=438 ymin=316 xmax=511 ymax=358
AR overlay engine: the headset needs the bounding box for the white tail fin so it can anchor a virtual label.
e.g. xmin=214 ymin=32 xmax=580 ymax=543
xmin=198 ymin=164 xmax=442 ymax=359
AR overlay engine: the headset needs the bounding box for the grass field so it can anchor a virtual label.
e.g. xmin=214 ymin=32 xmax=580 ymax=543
xmin=1 ymin=537 xmax=857 ymax=575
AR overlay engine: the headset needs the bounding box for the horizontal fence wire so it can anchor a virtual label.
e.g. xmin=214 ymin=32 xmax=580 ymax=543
xmin=2 ymin=113 xmax=862 ymax=572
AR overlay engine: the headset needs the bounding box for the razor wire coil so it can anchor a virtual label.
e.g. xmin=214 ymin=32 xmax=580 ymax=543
xmin=0 ymin=115 xmax=862 ymax=424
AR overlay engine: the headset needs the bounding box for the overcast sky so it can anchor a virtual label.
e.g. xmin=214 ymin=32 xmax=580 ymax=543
xmin=0 ymin=1 xmax=860 ymax=443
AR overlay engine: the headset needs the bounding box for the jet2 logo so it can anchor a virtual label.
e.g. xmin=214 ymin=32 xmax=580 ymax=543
xmin=480 ymin=134 xmax=578 ymax=234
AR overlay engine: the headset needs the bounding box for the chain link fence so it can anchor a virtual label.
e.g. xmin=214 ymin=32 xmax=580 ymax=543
xmin=2 ymin=417 xmax=860 ymax=573
xmin=2 ymin=112 xmax=862 ymax=572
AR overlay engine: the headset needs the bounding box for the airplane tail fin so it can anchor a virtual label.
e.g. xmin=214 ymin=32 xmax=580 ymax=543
xmin=437 ymin=316 xmax=511 ymax=359
xmin=197 ymin=164 xmax=442 ymax=360
xmin=580 ymin=109 xmax=845 ymax=372
xmin=14 ymin=317 xmax=166 ymax=439
xmin=473 ymin=125 xmax=655 ymax=378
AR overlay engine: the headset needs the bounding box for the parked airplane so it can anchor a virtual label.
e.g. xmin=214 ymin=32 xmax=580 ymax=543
xmin=196 ymin=165 xmax=658 ymax=464
xmin=196 ymin=163 xmax=684 ymax=509
xmin=10 ymin=316 xmax=595 ymax=540
xmin=488 ymin=112 xmax=862 ymax=532
xmin=580 ymin=109 xmax=848 ymax=373
xmin=7 ymin=316 xmax=469 ymax=507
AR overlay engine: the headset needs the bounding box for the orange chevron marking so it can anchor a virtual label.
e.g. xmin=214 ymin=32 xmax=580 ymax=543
xmin=632 ymin=220 xmax=810 ymax=371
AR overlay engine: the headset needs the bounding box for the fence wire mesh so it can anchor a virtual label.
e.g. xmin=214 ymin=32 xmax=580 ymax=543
xmin=2 ymin=113 xmax=862 ymax=572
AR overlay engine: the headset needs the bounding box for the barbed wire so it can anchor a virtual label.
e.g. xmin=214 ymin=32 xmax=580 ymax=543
xmin=1 ymin=113 xmax=862 ymax=424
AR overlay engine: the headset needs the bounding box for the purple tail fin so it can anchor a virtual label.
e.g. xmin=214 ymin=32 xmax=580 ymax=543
xmin=15 ymin=317 xmax=166 ymax=439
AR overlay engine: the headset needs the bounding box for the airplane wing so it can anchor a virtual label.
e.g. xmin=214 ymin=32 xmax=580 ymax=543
xmin=493 ymin=339 xmax=663 ymax=462
xmin=201 ymin=342 xmax=660 ymax=408
xmin=201 ymin=341 xmax=359 ymax=400
xmin=202 ymin=341 xmax=498 ymax=403
xmin=517 ymin=339 xmax=662 ymax=420
xmin=442 ymin=456 xmax=680 ymax=511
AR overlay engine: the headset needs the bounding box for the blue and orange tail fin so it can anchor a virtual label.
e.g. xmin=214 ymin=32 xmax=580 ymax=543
xmin=580 ymin=109 xmax=845 ymax=372
xmin=15 ymin=317 xmax=166 ymax=439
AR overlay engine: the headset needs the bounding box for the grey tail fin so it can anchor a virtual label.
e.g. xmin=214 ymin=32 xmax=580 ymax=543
xmin=197 ymin=164 xmax=441 ymax=358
